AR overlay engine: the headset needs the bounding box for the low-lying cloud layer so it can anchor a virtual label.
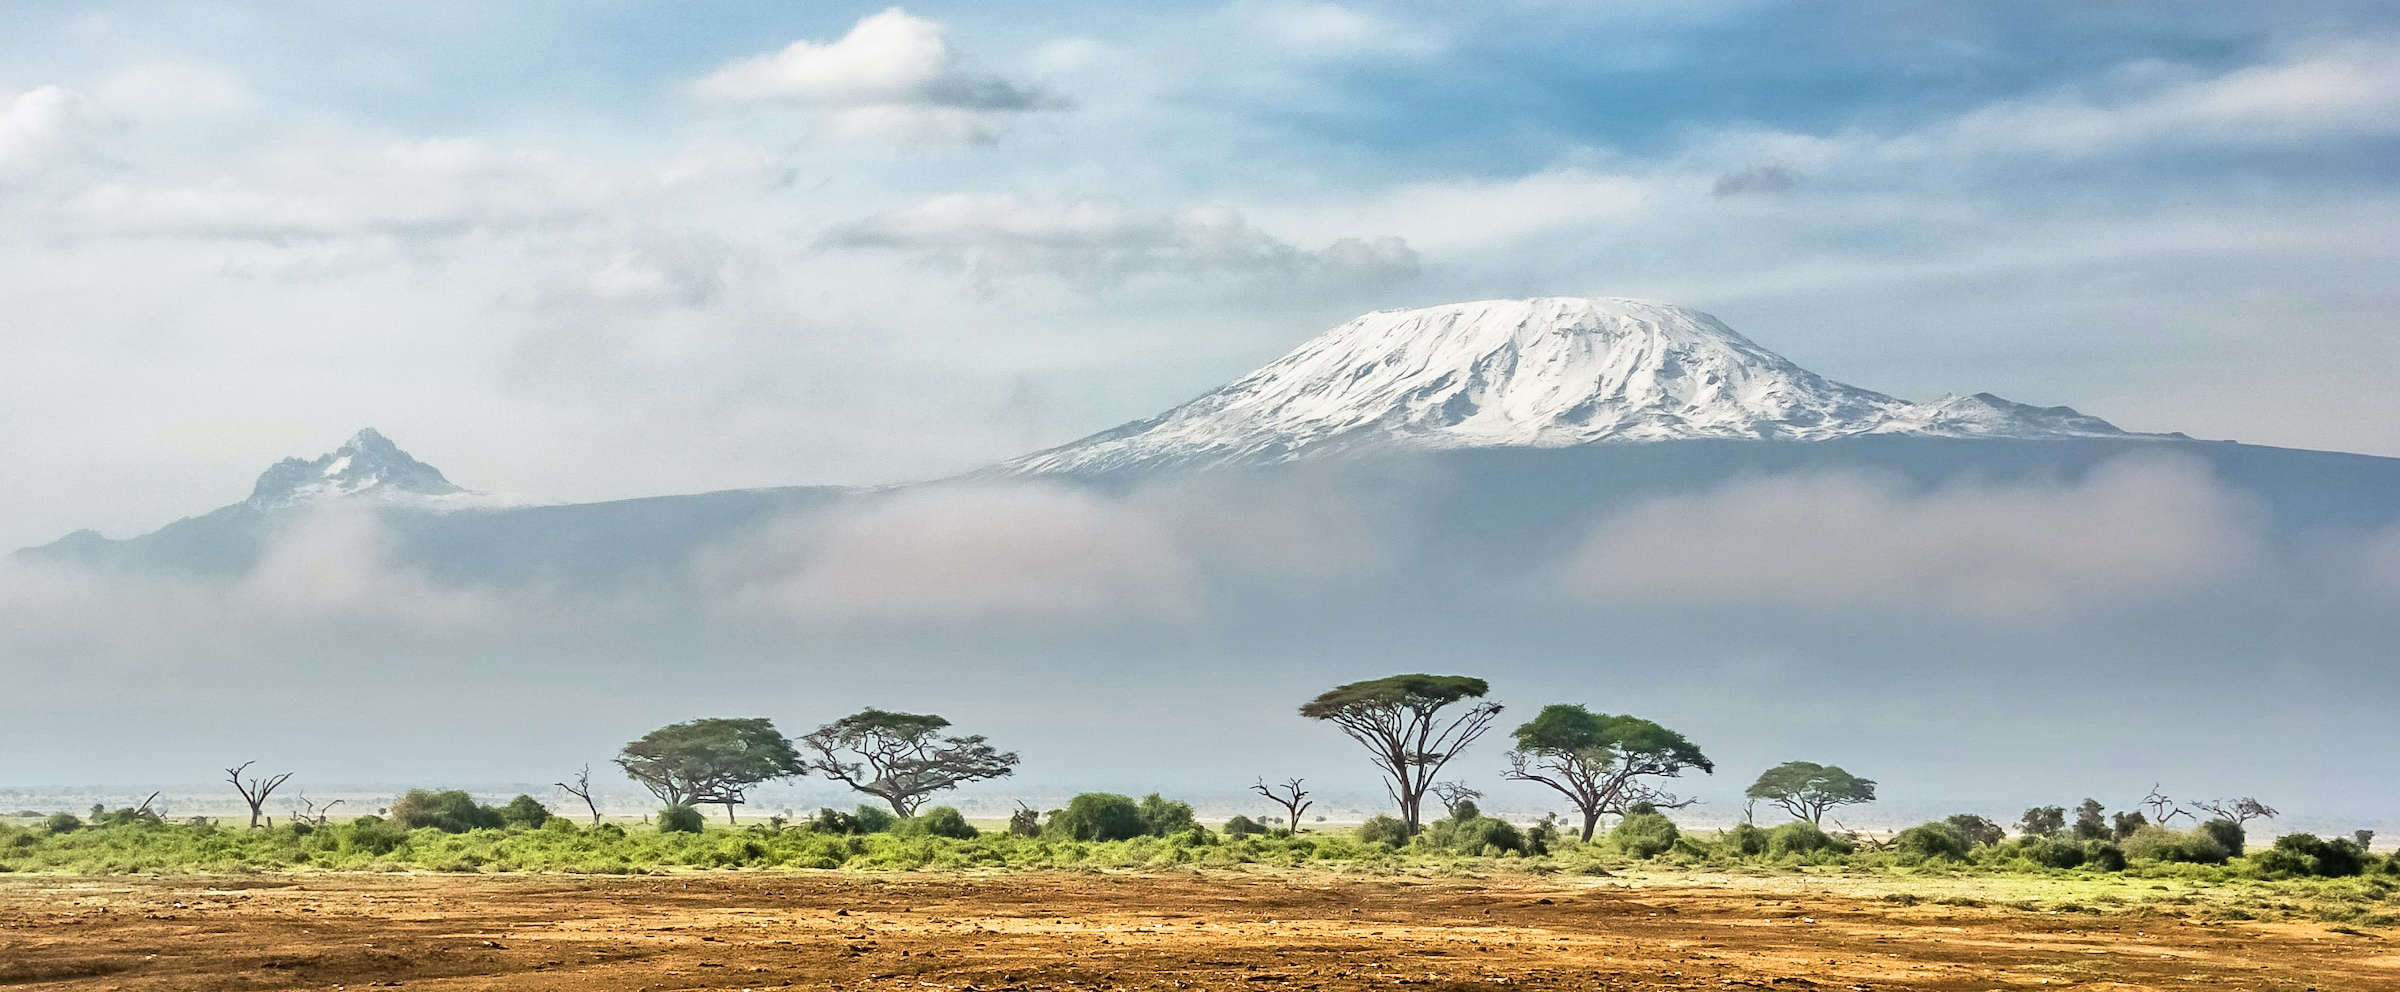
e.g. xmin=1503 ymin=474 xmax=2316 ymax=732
xmin=1546 ymin=456 xmax=2265 ymax=619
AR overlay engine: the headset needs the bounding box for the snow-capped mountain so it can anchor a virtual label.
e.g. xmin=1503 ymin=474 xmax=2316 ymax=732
xmin=1008 ymin=297 xmax=2150 ymax=474
xmin=244 ymin=428 xmax=476 ymax=510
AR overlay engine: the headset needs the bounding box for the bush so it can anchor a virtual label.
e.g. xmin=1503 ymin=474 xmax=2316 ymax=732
xmin=2254 ymin=833 xmax=2368 ymax=878
xmin=1137 ymin=794 xmax=1197 ymax=837
xmin=1358 ymin=814 xmax=1410 ymax=847
xmin=912 ymin=807 xmax=978 ymax=840
xmin=2123 ymin=824 xmax=2231 ymax=865
xmin=1048 ymin=794 xmax=1146 ymax=842
xmin=2197 ymin=818 xmax=2245 ymax=857
xmin=41 ymin=812 xmax=82 ymax=835
xmin=390 ymin=790 xmax=504 ymax=833
xmin=1766 ymin=821 xmax=1849 ymax=857
xmin=1008 ymin=806 xmax=1042 ymax=838
xmin=340 ymin=815 xmax=410 ymax=855
xmin=500 ymin=795 xmax=552 ymax=829
xmin=2083 ymin=841 xmax=2127 ymax=872
xmin=658 ymin=805 xmax=706 ymax=834
xmin=1944 ymin=814 xmax=2006 ymax=848
xmin=2011 ymin=837 xmax=2086 ymax=869
xmin=1424 ymin=809 xmax=1525 ymax=855
xmin=1893 ymin=821 xmax=1971 ymax=861
xmin=1224 ymin=815 xmax=1266 ymax=839
xmin=1612 ymin=810 xmax=1680 ymax=859
xmin=852 ymin=805 xmax=897 ymax=834
xmin=1726 ymin=822 xmax=1767 ymax=856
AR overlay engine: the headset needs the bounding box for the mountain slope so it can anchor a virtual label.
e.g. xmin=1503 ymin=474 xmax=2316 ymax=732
xmin=1008 ymin=297 xmax=2150 ymax=474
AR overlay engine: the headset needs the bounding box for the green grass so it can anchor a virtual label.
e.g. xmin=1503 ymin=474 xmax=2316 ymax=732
xmin=3 ymin=817 xmax=2393 ymax=929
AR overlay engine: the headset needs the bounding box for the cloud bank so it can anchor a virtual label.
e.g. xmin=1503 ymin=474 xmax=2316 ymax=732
xmin=693 ymin=8 xmax=1060 ymax=142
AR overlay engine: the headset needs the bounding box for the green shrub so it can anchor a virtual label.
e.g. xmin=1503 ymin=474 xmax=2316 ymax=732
xmin=1008 ymin=806 xmax=1042 ymax=838
xmin=1893 ymin=821 xmax=1970 ymax=861
xmin=1766 ymin=821 xmax=1849 ymax=857
xmin=2011 ymin=837 xmax=2085 ymax=869
xmin=1423 ymin=809 xmax=1525 ymax=855
xmin=1944 ymin=814 xmax=2006 ymax=848
xmin=1612 ymin=810 xmax=1680 ymax=859
xmin=1048 ymin=794 xmax=1145 ymax=842
xmin=1224 ymin=815 xmax=1265 ymax=839
xmin=2083 ymin=841 xmax=2127 ymax=872
xmin=340 ymin=815 xmax=410 ymax=855
xmin=389 ymin=790 xmax=504 ymax=833
xmin=1726 ymin=822 xmax=1767 ymax=856
xmin=2123 ymin=825 xmax=2231 ymax=865
xmin=1137 ymin=794 xmax=1197 ymax=837
xmin=1357 ymin=814 xmax=1410 ymax=847
xmin=42 ymin=812 xmax=82 ymax=835
xmin=2254 ymin=833 xmax=2367 ymax=878
xmin=912 ymin=807 xmax=978 ymax=840
xmin=658 ymin=805 xmax=706 ymax=834
xmin=2197 ymin=818 xmax=2245 ymax=856
xmin=852 ymin=805 xmax=897 ymax=834
xmin=499 ymin=795 xmax=551 ymax=829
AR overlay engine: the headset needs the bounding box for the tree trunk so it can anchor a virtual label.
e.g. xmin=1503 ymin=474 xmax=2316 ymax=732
xmin=723 ymin=801 xmax=738 ymax=824
xmin=1580 ymin=810 xmax=1600 ymax=843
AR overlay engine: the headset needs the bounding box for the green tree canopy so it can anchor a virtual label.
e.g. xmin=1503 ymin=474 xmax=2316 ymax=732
xmin=1504 ymin=704 xmax=1713 ymax=842
xmin=801 ymin=709 xmax=1019 ymax=816
xmin=616 ymin=717 xmax=803 ymax=823
xmin=1744 ymin=760 xmax=1876 ymax=825
xmin=1300 ymin=674 xmax=1501 ymax=836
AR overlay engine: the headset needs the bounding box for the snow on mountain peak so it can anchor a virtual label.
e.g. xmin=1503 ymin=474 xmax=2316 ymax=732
xmin=244 ymin=428 xmax=473 ymax=510
xmin=1008 ymin=297 xmax=2139 ymax=474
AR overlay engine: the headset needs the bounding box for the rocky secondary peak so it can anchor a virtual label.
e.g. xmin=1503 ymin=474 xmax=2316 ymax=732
xmin=244 ymin=428 xmax=468 ymax=510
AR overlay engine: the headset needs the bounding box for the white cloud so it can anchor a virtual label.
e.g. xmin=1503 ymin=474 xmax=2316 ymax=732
xmin=1236 ymin=1 xmax=1440 ymax=57
xmin=69 ymin=138 xmax=611 ymax=241
xmin=1544 ymin=455 xmax=2266 ymax=619
xmin=1915 ymin=39 xmax=2400 ymax=159
xmin=0 ymin=86 xmax=77 ymax=170
xmin=697 ymin=483 xmax=1203 ymax=625
xmin=826 ymin=194 xmax=1418 ymax=288
xmin=93 ymin=63 xmax=250 ymax=121
xmin=692 ymin=8 xmax=1058 ymax=142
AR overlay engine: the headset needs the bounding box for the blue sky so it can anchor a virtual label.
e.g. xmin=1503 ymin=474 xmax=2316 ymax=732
xmin=2 ymin=1 xmax=2397 ymax=548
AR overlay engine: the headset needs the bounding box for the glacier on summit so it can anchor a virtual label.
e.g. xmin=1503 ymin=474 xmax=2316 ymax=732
xmin=1007 ymin=298 xmax=2151 ymax=475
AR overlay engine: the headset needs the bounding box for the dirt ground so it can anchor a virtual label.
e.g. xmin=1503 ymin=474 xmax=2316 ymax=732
xmin=1 ymin=870 xmax=2392 ymax=991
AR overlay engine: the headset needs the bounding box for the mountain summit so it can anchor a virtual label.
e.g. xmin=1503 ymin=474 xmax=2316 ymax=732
xmin=1008 ymin=297 xmax=2144 ymax=474
xmin=245 ymin=428 xmax=469 ymax=509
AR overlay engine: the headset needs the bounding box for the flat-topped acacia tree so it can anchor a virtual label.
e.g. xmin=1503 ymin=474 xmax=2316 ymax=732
xmin=616 ymin=717 xmax=804 ymax=824
xmin=1300 ymin=674 xmax=1502 ymax=836
xmin=1504 ymin=704 xmax=1713 ymax=842
xmin=1746 ymin=760 xmax=1876 ymax=825
xmin=801 ymin=709 xmax=1019 ymax=817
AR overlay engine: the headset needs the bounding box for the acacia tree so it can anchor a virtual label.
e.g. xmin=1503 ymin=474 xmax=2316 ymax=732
xmin=1299 ymin=674 xmax=1502 ymax=836
xmin=1745 ymin=761 xmax=1875 ymax=825
xmin=800 ymin=709 xmax=1019 ymax=816
xmin=616 ymin=717 xmax=804 ymax=824
xmin=225 ymin=761 xmax=292 ymax=829
xmin=1503 ymin=704 xmax=1714 ymax=842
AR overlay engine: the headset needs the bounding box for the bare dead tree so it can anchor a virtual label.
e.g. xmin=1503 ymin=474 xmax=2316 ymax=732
xmin=557 ymin=764 xmax=604 ymax=826
xmin=226 ymin=761 xmax=293 ymax=829
xmin=1251 ymin=777 xmax=1313 ymax=835
xmin=1617 ymin=782 xmax=1700 ymax=812
xmin=2190 ymin=796 xmax=2278 ymax=827
xmin=2141 ymin=784 xmax=2194 ymax=826
xmin=1429 ymin=781 xmax=1484 ymax=817
xmin=133 ymin=792 xmax=162 ymax=819
xmin=289 ymin=796 xmax=344 ymax=827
